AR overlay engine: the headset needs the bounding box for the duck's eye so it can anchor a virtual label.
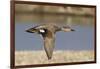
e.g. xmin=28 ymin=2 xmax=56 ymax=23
xmin=39 ymin=29 xmax=45 ymax=33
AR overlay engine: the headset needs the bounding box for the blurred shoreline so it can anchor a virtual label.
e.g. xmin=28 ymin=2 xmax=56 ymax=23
xmin=15 ymin=4 xmax=95 ymax=25
xmin=15 ymin=50 xmax=94 ymax=65
xmin=15 ymin=4 xmax=95 ymax=17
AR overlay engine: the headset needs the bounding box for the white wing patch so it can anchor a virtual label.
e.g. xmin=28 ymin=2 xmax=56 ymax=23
xmin=39 ymin=29 xmax=45 ymax=33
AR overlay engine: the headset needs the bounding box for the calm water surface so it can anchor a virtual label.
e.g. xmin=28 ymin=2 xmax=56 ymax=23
xmin=15 ymin=14 xmax=94 ymax=51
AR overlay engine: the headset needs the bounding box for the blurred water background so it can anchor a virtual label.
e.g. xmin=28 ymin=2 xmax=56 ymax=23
xmin=15 ymin=4 xmax=95 ymax=51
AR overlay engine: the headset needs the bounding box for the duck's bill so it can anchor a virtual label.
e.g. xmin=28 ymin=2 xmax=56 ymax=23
xmin=26 ymin=28 xmax=37 ymax=33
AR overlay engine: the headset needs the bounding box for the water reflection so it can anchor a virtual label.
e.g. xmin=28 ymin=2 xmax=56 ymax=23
xmin=15 ymin=13 xmax=94 ymax=26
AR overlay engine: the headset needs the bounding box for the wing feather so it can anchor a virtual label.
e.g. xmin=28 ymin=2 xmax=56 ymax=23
xmin=43 ymin=33 xmax=55 ymax=59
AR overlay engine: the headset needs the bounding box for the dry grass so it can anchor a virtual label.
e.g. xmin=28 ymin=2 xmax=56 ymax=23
xmin=15 ymin=50 xmax=94 ymax=66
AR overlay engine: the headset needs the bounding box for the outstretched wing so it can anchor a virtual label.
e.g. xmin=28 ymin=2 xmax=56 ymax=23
xmin=34 ymin=24 xmax=47 ymax=29
xmin=43 ymin=31 xmax=55 ymax=60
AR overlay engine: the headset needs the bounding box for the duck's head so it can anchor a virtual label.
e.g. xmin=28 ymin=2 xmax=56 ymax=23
xmin=61 ymin=26 xmax=75 ymax=32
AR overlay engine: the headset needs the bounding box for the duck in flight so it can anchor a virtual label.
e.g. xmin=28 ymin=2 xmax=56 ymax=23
xmin=26 ymin=23 xmax=75 ymax=60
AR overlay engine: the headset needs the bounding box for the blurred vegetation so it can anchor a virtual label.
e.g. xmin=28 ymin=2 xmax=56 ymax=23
xmin=15 ymin=4 xmax=95 ymax=26
xmin=15 ymin=4 xmax=95 ymax=16
xmin=15 ymin=50 xmax=94 ymax=65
